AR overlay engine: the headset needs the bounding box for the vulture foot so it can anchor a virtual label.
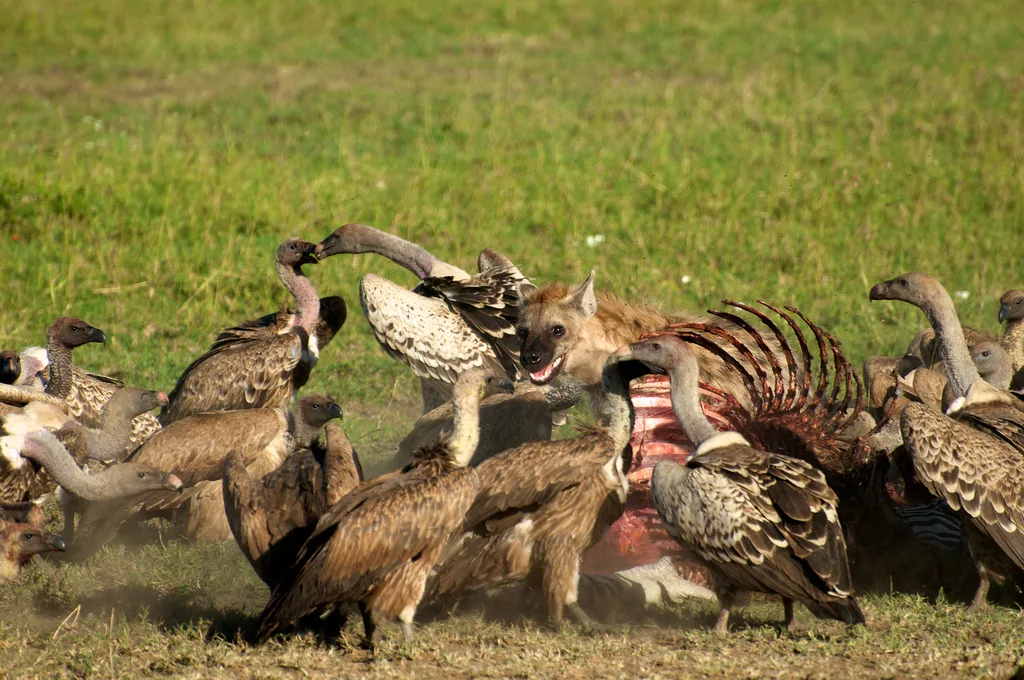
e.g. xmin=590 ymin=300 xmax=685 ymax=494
xmin=712 ymin=607 xmax=731 ymax=635
xmin=566 ymin=603 xmax=614 ymax=634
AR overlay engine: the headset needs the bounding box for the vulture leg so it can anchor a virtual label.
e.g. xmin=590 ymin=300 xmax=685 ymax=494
xmin=713 ymin=607 xmax=731 ymax=635
xmin=566 ymin=603 xmax=612 ymax=634
xmin=783 ymin=598 xmax=795 ymax=630
xmin=538 ymin=538 xmax=576 ymax=627
xmin=713 ymin=588 xmax=740 ymax=635
xmin=358 ymin=602 xmax=377 ymax=649
xmin=400 ymin=619 xmax=415 ymax=644
xmin=968 ymin=577 xmax=990 ymax=612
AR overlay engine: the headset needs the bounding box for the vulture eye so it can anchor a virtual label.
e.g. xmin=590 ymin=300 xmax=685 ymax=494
xmin=137 ymin=472 xmax=146 ymax=479
xmin=651 ymin=342 xmax=661 ymax=351
xmin=23 ymin=533 xmax=34 ymax=540
xmin=551 ymin=325 xmax=565 ymax=337
xmin=1017 ymin=300 xmax=1022 ymax=306
xmin=311 ymin=404 xmax=320 ymax=410
xmin=70 ymin=326 xmax=80 ymax=332
xmin=981 ymin=351 xmax=990 ymax=358
xmin=898 ymin=279 xmax=908 ymax=288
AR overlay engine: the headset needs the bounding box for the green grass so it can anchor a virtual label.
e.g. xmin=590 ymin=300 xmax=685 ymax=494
xmin=1 ymin=0 xmax=1023 ymax=676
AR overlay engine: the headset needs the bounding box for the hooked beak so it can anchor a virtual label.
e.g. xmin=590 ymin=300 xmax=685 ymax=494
xmin=328 ymin=402 xmax=343 ymax=420
xmin=155 ymin=391 xmax=169 ymax=406
xmin=163 ymin=474 xmax=184 ymax=492
xmin=611 ymin=346 xmax=635 ymax=361
xmin=89 ymin=328 xmax=108 ymax=344
xmin=999 ymin=303 xmax=1011 ymax=324
xmin=48 ymin=535 xmax=67 ymax=552
xmin=299 ymin=243 xmax=319 ymax=266
xmin=315 ymin=233 xmax=337 ymax=260
xmin=868 ymin=282 xmax=890 ymax=301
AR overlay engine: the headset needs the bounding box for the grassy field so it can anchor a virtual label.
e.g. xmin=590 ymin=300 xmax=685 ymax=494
xmin=1 ymin=0 xmax=1023 ymax=676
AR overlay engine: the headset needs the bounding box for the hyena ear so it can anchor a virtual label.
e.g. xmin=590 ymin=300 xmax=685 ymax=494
xmin=516 ymin=281 xmax=539 ymax=303
xmin=567 ymin=270 xmax=597 ymax=318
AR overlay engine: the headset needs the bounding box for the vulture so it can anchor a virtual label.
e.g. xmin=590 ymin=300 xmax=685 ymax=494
xmin=425 ymin=357 xmax=638 ymax=630
xmin=614 ymin=336 xmax=864 ymax=633
xmin=0 ymin=351 xmax=20 ymax=385
xmin=315 ymin=223 xmax=529 ymax=412
xmin=72 ymin=394 xmax=342 ymax=556
xmin=0 ymin=387 xmax=168 ymax=504
xmin=0 ymin=522 xmax=65 ymax=585
xmin=0 ymin=501 xmax=45 ymax=530
xmin=998 ymin=289 xmax=1024 ymax=388
xmin=44 ymin=317 xmax=161 ymax=455
xmin=870 ymin=272 xmax=1024 ymax=609
xmin=255 ymin=369 xmax=513 ymax=648
xmin=161 ymin=238 xmax=322 ymax=424
xmin=224 ymin=416 xmax=362 ymax=589
xmin=211 ymin=296 xmax=347 ymax=361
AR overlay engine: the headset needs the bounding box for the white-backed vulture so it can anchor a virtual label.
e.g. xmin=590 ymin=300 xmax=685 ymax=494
xmin=426 ymin=358 xmax=637 ymax=629
xmin=44 ymin=317 xmax=161 ymax=455
xmin=213 ymin=295 xmax=347 ymax=356
xmin=160 ymin=238 xmax=322 ymax=425
xmin=72 ymin=394 xmax=341 ymax=555
xmin=870 ymin=272 xmax=1024 ymax=609
xmin=224 ymin=419 xmax=361 ymax=588
xmin=315 ymin=223 xmax=529 ymax=412
xmin=0 ymin=523 xmax=66 ymax=585
xmin=255 ymin=369 xmax=513 ymax=648
xmin=615 ymin=336 xmax=864 ymax=633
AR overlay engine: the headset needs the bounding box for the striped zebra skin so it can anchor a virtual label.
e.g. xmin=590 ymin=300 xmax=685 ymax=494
xmin=891 ymin=499 xmax=967 ymax=552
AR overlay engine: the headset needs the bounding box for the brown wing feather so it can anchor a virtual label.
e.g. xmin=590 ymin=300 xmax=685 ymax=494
xmin=464 ymin=432 xmax=613 ymax=532
xmin=161 ymin=331 xmax=306 ymax=424
xmin=321 ymin=423 xmax=362 ymax=506
xmin=129 ymin=408 xmax=289 ymax=485
xmin=901 ymin=402 xmax=1024 ymax=570
xmin=255 ymin=468 xmax=475 ymax=640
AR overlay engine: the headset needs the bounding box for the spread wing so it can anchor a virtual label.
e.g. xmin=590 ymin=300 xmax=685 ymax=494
xmin=416 ymin=266 xmax=525 ymax=381
xmin=901 ymin=402 xmax=1024 ymax=570
xmin=255 ymin=469 xmax=474 ymax=640
xmin=360 ymin=274 xmax=510 ymax=384
xmin=211 ymin=295 xmax=347 ymax=352
xmin=161 ymin=331 xmax=308 ymax=424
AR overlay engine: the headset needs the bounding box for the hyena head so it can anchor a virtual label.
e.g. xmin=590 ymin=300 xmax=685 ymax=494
xmin=516 ymin=271 xmax=598 ymax=385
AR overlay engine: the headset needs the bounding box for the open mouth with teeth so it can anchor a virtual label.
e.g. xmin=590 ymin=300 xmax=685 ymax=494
xmin=529 ymin=355 xmax=565 ymax=385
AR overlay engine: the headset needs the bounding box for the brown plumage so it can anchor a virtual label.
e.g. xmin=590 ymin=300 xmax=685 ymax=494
xmin=0 ymin=523 xmax=66 ymax=585
xmin=315 ymin=224 xmax=529 ymax=411
xmin=426 ymin=359 xmax=636 ymax=629
xmin=255 ymin=369 xmax=511 ymax=647
xmin=44 ymin=317 xmax=161 ymax=456
xmin=871 ymin=272 xmax=1024 ymax=608
xmin=71 ymin=394 xmax=335 ymax=556
xmin=616 ymin=336 xmax=863 ymax=632
xmin=223 ymin=411 xmax=359 ymax=589
xmin=161 ymin=239 xmax=322 ymax=425
xmin=211 ymin=295 xmax=348 ymax=358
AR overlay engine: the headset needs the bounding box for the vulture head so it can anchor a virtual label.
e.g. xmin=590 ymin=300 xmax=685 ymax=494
xmin=276 ymin=238 xmax=318 ymax=270
xmin=102 ymin=464 xmax=184 ymax=494
xmin=298 ymin=394 xmax=344 ymax=429
xmin=105 ymin=387 xmax=169 ymax=421
xmin=0 ymin=351 xmax=19 ymax=385
xmin=2 ymin=523 xmax=66 ymax=564
xmin=612 ymin=335 xmax=695 ymax=379
xmin=48 ymin=317 xmax=107 ymax=348
xmin=998 ymin=289 xmax=1024 ymax=324
xmin=868 ymin=272 xmax=948 ymax=309
xmin=314 ymin=223 xmax=376 ymax=259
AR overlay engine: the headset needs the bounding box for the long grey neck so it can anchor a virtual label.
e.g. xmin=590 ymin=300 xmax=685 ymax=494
xmin=597 ymin=364 xmax=636 ymax=453
xmin=448 ymin=384 xmax=482 ymax=467
xmin=22 ymin=436 xmax=106 ymax=501
xmin=353 ymin=226 xmax=437 ymax=280
xmin=667 ymin=359 xmax=719 ymax=447
xmin=276 ymin=262 xmax=320 ymax=336
xmin=1002 ymin=320 xmax=1024 ymax=372
xmin=921 ymin=290 xmax=979 ymax=399
xmin=45 ymin=336 xmax=73 ymax=399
